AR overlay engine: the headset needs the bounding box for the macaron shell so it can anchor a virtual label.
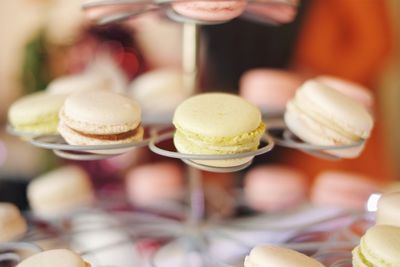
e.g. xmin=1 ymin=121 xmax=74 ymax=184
xmin=8 ymin=92 xmax=67 ymax=134
xmin=293 ymin=80 xmax=373 ymax=139
xmin=62 ymin=91 xmax=141 ymax=135
xmin=173 ymin=93 xmax=262 ymax=137
xmin=58 ymin=120 xmax=144 ymax=146
xmin=360 ymin=225 xmax=400 ymax=266
xmin=172 ymin=0 xmax=247 ymax=21
xmin=245 ymin=245 xmax=325 ymax=267
xmin=284 ymin=105 xmax=364 ymax=158
xmin=376 ymin=193 xmax=400 ymax=227
xmin=352 ymin=246 xmax=369 ymax=267
xmin=16 ymin=249 xmax=88 ymax=267
xmin=47 ymin=73 xmax=111 ymax=95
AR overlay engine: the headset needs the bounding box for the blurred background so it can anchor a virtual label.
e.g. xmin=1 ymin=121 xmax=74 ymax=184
xmin=0 ymin=0 xmax=399 ymax=213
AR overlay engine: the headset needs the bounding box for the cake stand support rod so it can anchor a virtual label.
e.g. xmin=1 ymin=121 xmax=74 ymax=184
xmin=182 ymin=23 xmax=200 ymax=95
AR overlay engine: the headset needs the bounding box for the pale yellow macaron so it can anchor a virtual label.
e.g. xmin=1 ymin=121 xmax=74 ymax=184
xmin=0 ymin=203 xmax=27 ymax=242
xmin=352 ymin=225 xmax=400 ymax=267
xmin=376 ymin=192 xmax=400 ymax=227
xmin=173 ymin=93 xmax=266 ymax=167
xmin=17 ymin=249 xmax=90 ymax=267
xmin=245 ymin=245 xmax=325 ymax=267
xmin=28 ymin=166 xmax=94 ymax=218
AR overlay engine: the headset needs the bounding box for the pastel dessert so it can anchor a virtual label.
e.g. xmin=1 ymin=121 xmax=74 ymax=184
xmin=126 ymin=161 xmax=184 ymax=206
xmin=376 ymin=192 xmax=400 ymax=227
xmin=129 ymin=69 xmax=188 ymax=118
xmin=244 ymin=165 xmax=308 ymax=212
xmin=0 ymin=203 xmax=27 ymax=242
xmin=316 ymin=75 xmax=374 ymax=111
xmin=172 ymin=0 xmax=247 ymax=22
xmin=245 ymin=0 xmax=298 ymax=24
xmin=8 ymin=92 xmax=67 ymax=135
xmin=284 ymin=80 xmax=374 ymax=158
xmin=16 ymin=249 xmax=90 ymax=267
xmin=239 ymin=69 xmax=304 ymax=115
xmin=352 ymin=225 xmax=400 ymax=267
xmin=58 ymin=90 xmax=143 ymax=146
xmin=173 ymin=93 xmax=266 ymax=167
xmin=311 ymin=170 xmax=379 ymax=210
xmin=244 ymin=245 xmax=325 ymax=267
xmin=28 ymin=166 xmax=94 ymax=218
xmin=46 ymin=73 xmax=111 ymax=95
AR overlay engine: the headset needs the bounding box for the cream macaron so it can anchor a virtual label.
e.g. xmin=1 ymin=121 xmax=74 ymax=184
xmin=376 ymin=192 xmax=400 ymax=227
xmin=284 ymin=80 xmax=374 ymax=158
xmin=126 ymin=161 xmax=184 ymax=207
xmin=58 ymin=90 xmax=143 ymax=146
xmin=244 ymin=165 xmax=308 ymax=212
xmin=173 ymin=93 xmax=266 ymax=167
xmin=46 ymin=73 xmax=111 ymax=95
xmin=16 ymin=249 xmax=90 ymax=267
xmin=0 ymin=203 xmax=27 ymax=242
xmin=28 ymin=166 xmax=94 ymax=218
xmin=8 ymin=92 xmax=67 ymax=135
xmin=352 ymin=225 xmax=400 ymax=267
xmin=245 ymin=245 xmax=325 ymax=267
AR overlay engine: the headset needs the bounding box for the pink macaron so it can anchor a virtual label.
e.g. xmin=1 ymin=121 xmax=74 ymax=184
xmin=244 ymin=165 xmax=308 ymax=212
xmin=126 ymin=161 xmax=184 ymax=207
xmin=315 ymin=75 xmax=374 ymax=111
xmin=172 ymin=0 xmax=247 ymax=22
xmin=239 ymin=69 xmax=305 ymax=115
xmin=311 ymin=171 xmax=379 ymax=210
xmin=245 ymin=0 xmax=298 ymax=24
xmin=83 ymin=3 xmax=147 ymax=22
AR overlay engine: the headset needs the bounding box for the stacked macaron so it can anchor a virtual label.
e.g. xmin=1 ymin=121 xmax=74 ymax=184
xmin=28 ymin=166 xmax=94 ymax=218
xmin=245 ymin=245 xmax=325 ymax=267
xmin=172 ymin=0 xmax=247 ymax=22
xmin=8 ymin=92 xmax=67 ymax=135
xmin=16 ymin=249 xmax=91 ymax=267
xmin=352 ymin=225 xmax=400 ymax=267
xmin=58 ymin=90 xmax=143 ymax=146
xmin=173 ymin=93 xmax=266 ymax=167
xmin=284 ymin=80 xmax=374 ymax=158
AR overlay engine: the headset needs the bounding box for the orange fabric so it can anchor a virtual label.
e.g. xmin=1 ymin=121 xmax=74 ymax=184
xmin=288 ymin=0 xmax=394 ymax=182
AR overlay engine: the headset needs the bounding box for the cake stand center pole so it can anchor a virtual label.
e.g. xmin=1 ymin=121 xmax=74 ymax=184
xmin=182 ymin=23 xmax=200 ymax=95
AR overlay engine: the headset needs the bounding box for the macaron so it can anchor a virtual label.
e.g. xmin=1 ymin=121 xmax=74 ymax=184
xmin=0 ymin=202 xmax=27 ymax=242
xmin=173 ymin=93 xmax=266 ymax=167
xmin=239 ymin=69 xmax=304 ymax=115
xmin=316 ymin=75 xmax=374 ymax=111
xmin=284 ymin=80 xmax=374 ymax=158
xmin=376 ymin=192 xmax=400 ymax=227
xmin=28 ymin=166 xmax=94 ymax=218
xmin=8 ymin=92 xmax=67 ymax=135
xmin=129 ymin=69 xmax=189 ymax=120
xmin=244 ymin=245 xmax=325 ymax=267
xmin=16 ymin=249 xmax=90 ymax=267
xmin=245 ymin=0 xmax=298 ymax=24
xmin=46 ymin=73 xmax=111 ymax=95
xmin=58 ymin=90 xmax=143 ymax=146
xmin=311 ymin=170 xmax=379 ymax=210
xmin=172 ymin=0 xmax=247 ymax=22
xmin=244 ymin=165 xmax=308 ymax=212
xmin=126 ymin=161 xmax=184 ymax=207
xmin=352 ymin=225 xmax=400 ymax=267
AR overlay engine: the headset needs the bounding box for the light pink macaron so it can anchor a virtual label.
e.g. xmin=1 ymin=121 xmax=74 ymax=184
xmin=172 ymin=0 xmax=247 ymax=22
xmin=311 ymin=171 xmax=379 ymax=210
xmin=315 ymin=75 xmax=374 ymax=111
xmin=239 ymin=69 xmax=305 ymax=115
xmin=83 ymin=3 xmax=147 ymax=21
xmin=126 ymin=161 xmax=184 ymax=207
xmin=244 ymin=165 xmax=308 ymax=212
xmin=245 ymin=0 xmax=299 ymax=24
